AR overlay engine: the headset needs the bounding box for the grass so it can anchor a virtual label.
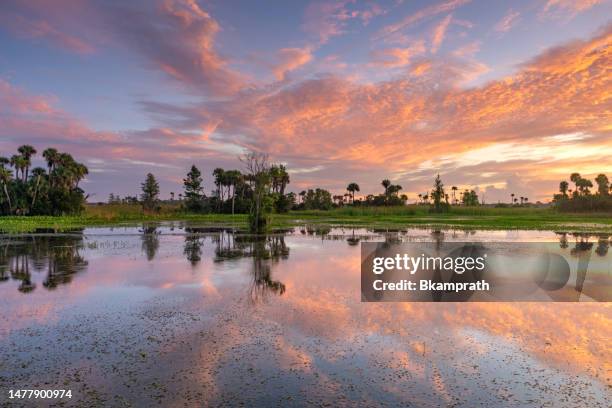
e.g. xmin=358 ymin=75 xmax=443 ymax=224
xmin=0 ymin=203 xmax=611 ymax=233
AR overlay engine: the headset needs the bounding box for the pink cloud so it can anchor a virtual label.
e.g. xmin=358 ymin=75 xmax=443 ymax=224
xmin=272 ymin=47 xmax=313 ymax=81
xmin=375 ymin=0 xmax=470 ymax=42
xmin=171 ymin=24 xmax=609 ymax=200
xmin=452 ymin=41 xmax=481 ymax=58
xmin=302 ymin=1 xmax=388 ymax=44
xmin=0 ymin=79 xmax=117 ymax=146
xmin=0 ymin=0 xmax=246 ymax=96
xmin=0 ymin=12 xmax=93 ymax=54
xmin=369 ymin=41 xmax=426 ymax=67
xmin=494 ymin=9 xmax=520 ymax=33
xmin=0 ymin=1 xmax=95 ymax=54
xmin=431 ymin=14 xmax=453 ymax=53
xmin=542 ymin=0 xmax=605 ymax=19
xmin=103 ymin=0 xmax=245 ymax=96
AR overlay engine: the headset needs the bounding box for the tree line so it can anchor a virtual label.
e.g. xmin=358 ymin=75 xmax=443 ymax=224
xmin=554 ymin=173 xmax=611 ymax=212
xmin=0 ymin=145 xmax=88 ymax=216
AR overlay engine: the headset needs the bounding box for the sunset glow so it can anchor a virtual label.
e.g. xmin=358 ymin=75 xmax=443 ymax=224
xmin=1 ymin=0 xmax=610 ymax=202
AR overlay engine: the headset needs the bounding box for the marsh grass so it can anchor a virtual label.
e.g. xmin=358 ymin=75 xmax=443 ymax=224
xmin=0 ymin=204 xmax=610 ymax=233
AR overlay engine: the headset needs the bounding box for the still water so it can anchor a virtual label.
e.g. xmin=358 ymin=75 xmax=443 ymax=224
xmin=0 ymin=224 xmax=610 ymax=407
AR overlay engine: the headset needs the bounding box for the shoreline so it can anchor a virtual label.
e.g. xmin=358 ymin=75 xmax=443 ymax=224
xmin=1 ymin=210 xmax=611 ymax=234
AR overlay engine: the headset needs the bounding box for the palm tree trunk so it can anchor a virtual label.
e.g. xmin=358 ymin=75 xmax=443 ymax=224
xmin=3 ymin=183 xmax=12 ymax=213
xmin=231 ymin=184 xmax=235 ymax=215
xmin=31 ymin=175 xmax=41 ymax=211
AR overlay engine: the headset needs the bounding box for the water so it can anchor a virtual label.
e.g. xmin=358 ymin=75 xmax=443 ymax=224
xmin=0 ymin=224 xmax=610 ymax=407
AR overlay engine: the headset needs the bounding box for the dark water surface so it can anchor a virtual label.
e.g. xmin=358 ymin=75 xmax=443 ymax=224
xmin=0 ymin=224 xmax=610 ymax=407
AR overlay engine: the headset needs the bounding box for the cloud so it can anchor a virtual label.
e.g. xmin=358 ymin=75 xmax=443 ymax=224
xmin=541 ymin=0 xmax=605 ymax=19
xmin=452 ymin=41 xmax=481 ymax=58
xmin=375 ymin=0 xmax=470 ymax=41
xmin=272 ymin=47 xmax=313 ymax=80
xmin=302 ymin=0 xmax=388 ymax=44
xmin=0 ymin=79 xmax=117 ymax=147
xmin=494 ymin=9 xmax=520 ymax=33
xmin=167 ymin=23 xmax=609 ymax=200
xmin=0 ymin=12 xmax=93 ymax=54
xmin=97 ymin=0 xmax=245 ymax=96
xmin=0 ymin=0 xmax=246 ymax=96
xmin=0 ymin=78 xmax=250 ymax=199
xmin=431 ymin=14 xmax=453 ymax=53
xmin=369 ymin=41 xmax=426 ymax=67
xmin=0 ymin=0 xmax=94 ymax=54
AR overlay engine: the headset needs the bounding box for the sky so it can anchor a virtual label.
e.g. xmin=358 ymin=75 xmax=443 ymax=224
xmin=0 ymin=0 xmax=610 ymax=203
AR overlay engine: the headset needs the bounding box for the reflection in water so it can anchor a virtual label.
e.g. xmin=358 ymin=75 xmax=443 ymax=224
xmin=183 ymin=228 xmax=288 ymax=303
xmin=0 ymin=234 xmax=87 ymax=294
xmin=141 ymin=225 xmax=160 ymax=261
xmin=0 ymin=226 xmax=610 ymax=406
xmin=556 ymin=232 xmax=611 ymax=294
xmin=183 ymin=234 xmax=203 ymax=266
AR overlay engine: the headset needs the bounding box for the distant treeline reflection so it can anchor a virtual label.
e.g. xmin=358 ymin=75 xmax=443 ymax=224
xmin=0 ymin=234 xmax=87 ymax=293
xmin=1 ymin=228 xmax=609 ymax=295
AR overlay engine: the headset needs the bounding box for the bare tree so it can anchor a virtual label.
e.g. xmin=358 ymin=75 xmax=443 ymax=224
xmin=240 ymin=151 xmax=270 ymax=232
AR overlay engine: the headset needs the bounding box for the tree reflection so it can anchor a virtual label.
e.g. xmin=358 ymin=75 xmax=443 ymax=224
xmin=569 ymin=234 xmax=594 ymax=294
xmin=141 ymin=225 xmax=160 ymax=261
xmin=182 ymin=228 xmax=288 ymax=303
xmin=595 ymin=235 xmax=609 ymax=257
xmin=0 ymin=233 xmax=88 ymax=294
xmin=248 ymin=236 xmax=287 ymax=303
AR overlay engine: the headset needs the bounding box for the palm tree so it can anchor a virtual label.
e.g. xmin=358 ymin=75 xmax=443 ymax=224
xmin=381 ymin=179 xmax=391 ymax=195
xmin=346 ymin=182 xmax=360 ymax=204
xmin=17 ymin=145 xmax=37 ymax=181
xmin=576 ymin=178 xmax=593 ymax=195
xmin=418 ymin=193 xmax=422 ymax=204
xmin=0 ymin=167 xmax=12 ymax=212
xmin=570 ymin=173 xmax=581 ymax=196
xmin=510 ymin=193 xmax=515 ymax=205
xmin=451 ymin=186 xmax=458 ymax=205
xmin=559 ymin=181 xmax=569 ymax=198
xmin=0 ymin=157 xmax=9 ymax=169
xmin=73 ymin=163 xmax=88 ymax=188
xmin=42 ymin=148 xmax=59 ymax=173
xmin=595 ymin=174 xmax=609 ymax=195
xmin=225 ymin=170 xmax=242 ymax=215
xmin=213 ymin=168 xmax=225 ymax=201
xmin=299 ymin=190 xmax=306 ymax=204
xmin=30 ymin=167 xmax=46 ymax=210
xmin=278 ymin=165 xmax=289 ymax=195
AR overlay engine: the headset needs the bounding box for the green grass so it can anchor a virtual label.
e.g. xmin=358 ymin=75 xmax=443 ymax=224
xmin=0 ymin=203 xmax=611 ymax=233
xmin=277 ymin=205 xmax=612 ymax=232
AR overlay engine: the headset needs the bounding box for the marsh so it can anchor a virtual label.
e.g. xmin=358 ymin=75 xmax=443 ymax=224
xmin=0 ymin=224 xmax=610 ymax=407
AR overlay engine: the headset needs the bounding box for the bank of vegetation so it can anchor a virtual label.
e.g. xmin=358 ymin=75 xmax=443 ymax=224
xmin=0 ymin=145 xmax=88 ymax=216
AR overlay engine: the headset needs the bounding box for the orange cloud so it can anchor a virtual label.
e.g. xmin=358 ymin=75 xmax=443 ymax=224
xmin=370 ymin=41 xmax=426 ymax=67
xmin=177 ymin=23 xmax=610 ymax=200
